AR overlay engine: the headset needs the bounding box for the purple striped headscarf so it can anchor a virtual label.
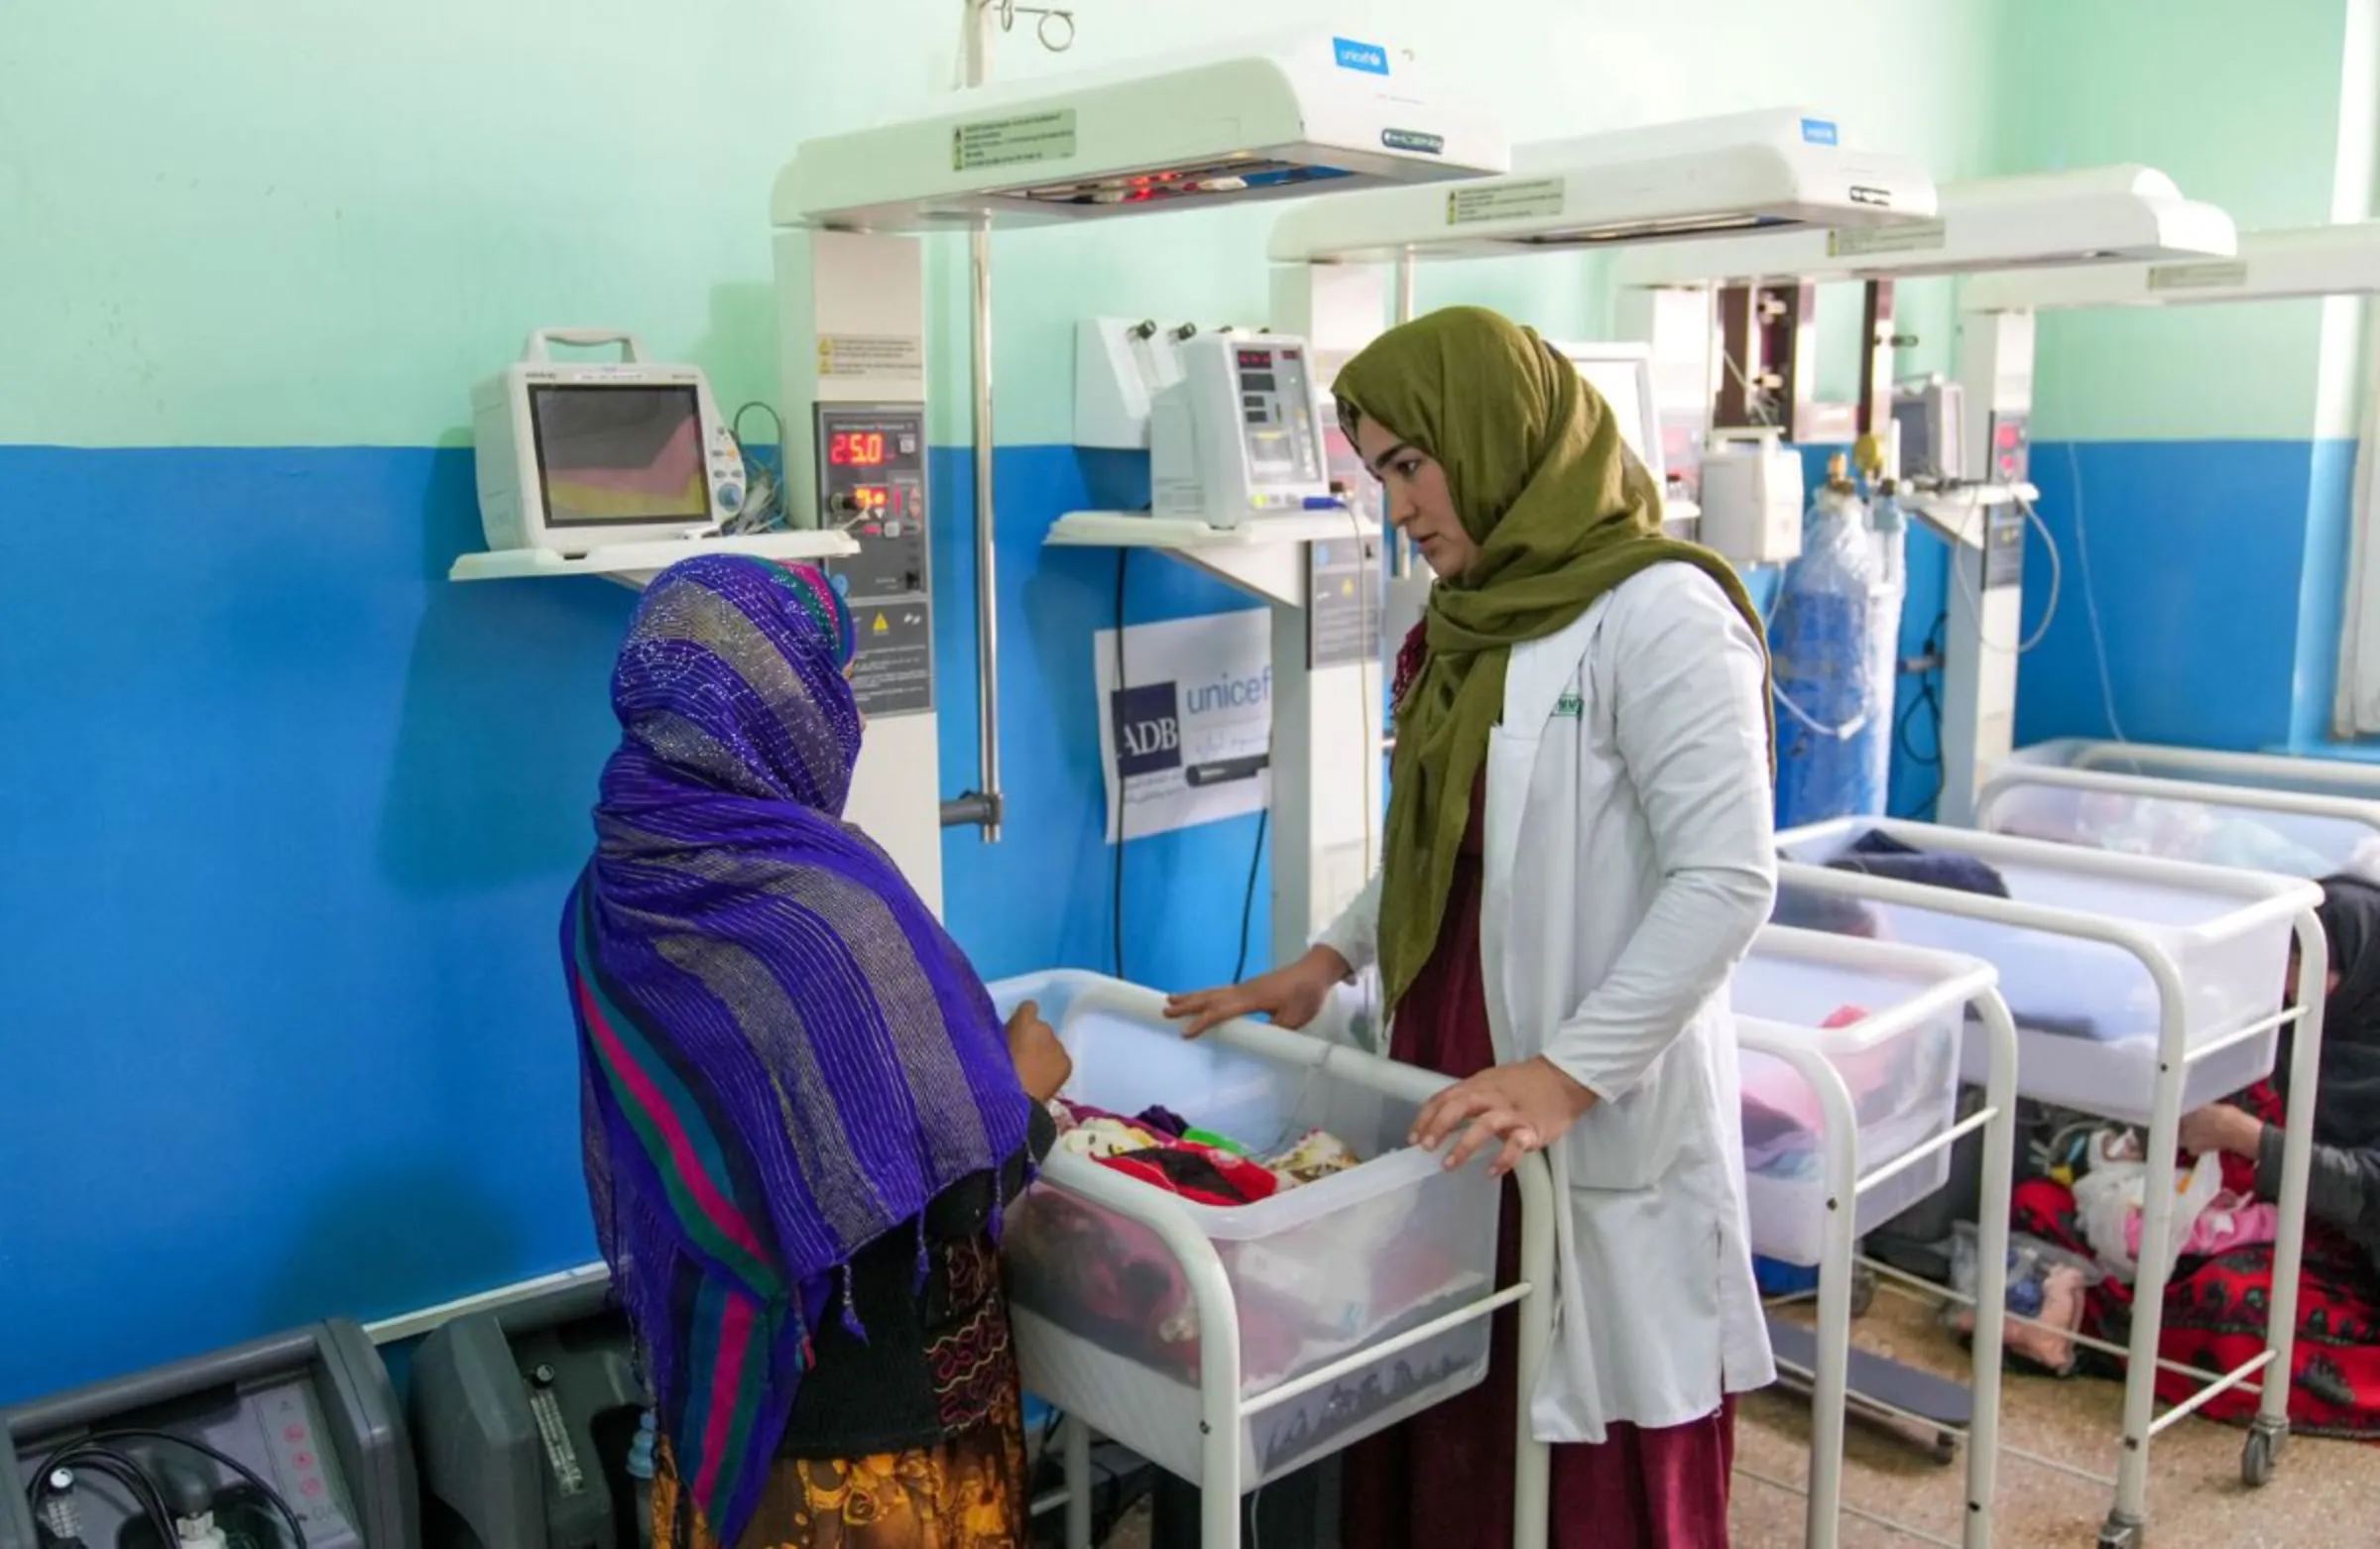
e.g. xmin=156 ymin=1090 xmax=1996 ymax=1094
xmin=561 ymin=555 xmax=1031 ymax=1546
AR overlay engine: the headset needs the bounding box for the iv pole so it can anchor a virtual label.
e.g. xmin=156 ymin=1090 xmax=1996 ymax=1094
xmin=941 ymin=0 xmax=1076 ymax=838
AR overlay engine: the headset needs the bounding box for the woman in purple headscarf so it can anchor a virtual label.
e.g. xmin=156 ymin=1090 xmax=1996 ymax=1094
xmin=563 ymin=555 xmax=1069 ymax=1549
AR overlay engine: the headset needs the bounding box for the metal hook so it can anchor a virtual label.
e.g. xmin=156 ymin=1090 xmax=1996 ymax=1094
xmin=1034 ymin=7 xmax=1076 ymax=52
xmin=988 ymin=0 xmax=1075 ymax=52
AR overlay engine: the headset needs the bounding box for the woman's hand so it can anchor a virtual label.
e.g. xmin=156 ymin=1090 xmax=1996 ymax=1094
xmin=1413 ymin=1057 xmax=1599 ymax=1179
xmin=2179 ymin=1104 xmax=2265 ymax=1160
xmin=1165 ymin=947 xmax=1351 ymax=1038
xmin=1006 ymin=1001 xmax=1073 ymax=1104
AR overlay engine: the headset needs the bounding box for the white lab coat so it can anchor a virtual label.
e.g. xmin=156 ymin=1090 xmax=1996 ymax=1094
xmin=1320 ymin=560 xmax=1778 ymax=1442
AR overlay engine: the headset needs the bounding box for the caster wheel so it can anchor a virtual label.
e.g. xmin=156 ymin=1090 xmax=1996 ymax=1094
xmin=1849 ymin=1265 xmax=1877 ymax=1319
xmin=1929 ymin=1430 xmax=1958 ymax=1466
xmin=2242 ymin=1427 xmax=2280 ymax=1488
xmin=2096 ymin=1520 xmax=2142 ymax=1549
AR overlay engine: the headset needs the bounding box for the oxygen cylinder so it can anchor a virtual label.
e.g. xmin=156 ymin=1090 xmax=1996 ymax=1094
xmin=1770 ymin=456 xmax=1899 ymax=828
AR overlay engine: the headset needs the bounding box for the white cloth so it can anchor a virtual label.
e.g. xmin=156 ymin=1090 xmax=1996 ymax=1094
xmin=1319 ymin=561 xmax=1778 ymax=1441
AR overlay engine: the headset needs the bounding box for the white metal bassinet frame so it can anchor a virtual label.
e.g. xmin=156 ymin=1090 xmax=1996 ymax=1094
xmin=1732 ymin=929 xmax=2016 ymax=1549
xmin=2006 ymin=739 xmax=2380 ymax=800
xmin=1773 ymin=820 xmax=2326 ymax=1549
xmin=1004 ymin=979 xmax=1558 ymax=1549
xmin=1976 ymin=762 xmax=2380 ymax=874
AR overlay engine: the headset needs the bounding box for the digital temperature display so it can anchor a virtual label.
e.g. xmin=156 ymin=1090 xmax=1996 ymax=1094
xmin=830 ymin=431 xmax=889 ymax=467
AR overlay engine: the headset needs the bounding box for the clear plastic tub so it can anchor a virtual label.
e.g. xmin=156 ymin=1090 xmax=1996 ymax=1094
xmin=1729 ymin=929 xmax=1978 ymax=1265
xmin=1977 ymin=764 xmax=2380 ymax=883
xmin=1770 ymin=819 xmax=2314 ymax=1126
xmin=2010 ymin=738 xmax=2380 ymax=802
xmin=988 ymin=971 xmax=1499 ymax=1489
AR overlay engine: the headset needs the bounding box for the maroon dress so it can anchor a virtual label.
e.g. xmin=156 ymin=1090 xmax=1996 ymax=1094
xmin=1340 ymin=629 xmax=1736 ymax=1549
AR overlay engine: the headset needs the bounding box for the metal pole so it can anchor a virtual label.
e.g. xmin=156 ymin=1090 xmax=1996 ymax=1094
xmin=1391 ymin=251 xmax=1417 ymax=580
xmin=960 ymin=2 xmax=1005 ymax=840
xmin=970 ymin=221 xmax=1004 ymax=839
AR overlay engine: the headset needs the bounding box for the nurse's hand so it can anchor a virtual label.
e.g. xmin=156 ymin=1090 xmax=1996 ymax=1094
xmin=1165 ymin=947 xmax=1351 ymax=1038
xmin=1414 ymin=1058 xmax=1598 ymax=1179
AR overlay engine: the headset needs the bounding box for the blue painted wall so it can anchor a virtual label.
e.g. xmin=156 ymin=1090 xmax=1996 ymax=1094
xmin=0 ymin=442 xmax=1266 ymax=1404
xmin=2010 ymin=439 xmax=2356 ymax=753
xmin=1754 ymin=437 xmax=2363 ymax=814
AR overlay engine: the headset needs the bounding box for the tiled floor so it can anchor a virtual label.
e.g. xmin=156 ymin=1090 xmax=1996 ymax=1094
xmin=1095 ymin=1291 xmax=2377 ymax=1548
xmin=1726 ymin=1292 xmax=2376 ymax=1548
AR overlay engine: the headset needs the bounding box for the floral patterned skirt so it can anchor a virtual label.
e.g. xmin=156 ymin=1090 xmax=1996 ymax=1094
xmin=652 ymin=1389 xmax=1029 ymax=1549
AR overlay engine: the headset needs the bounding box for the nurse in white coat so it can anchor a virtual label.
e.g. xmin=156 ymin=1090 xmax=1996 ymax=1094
xmin=1169 ymin=306 xmax=1778 ymax=1549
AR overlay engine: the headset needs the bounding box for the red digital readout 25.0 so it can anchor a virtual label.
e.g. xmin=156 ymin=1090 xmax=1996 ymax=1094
xmin=829 ymin=431 xmax=888 ymax=467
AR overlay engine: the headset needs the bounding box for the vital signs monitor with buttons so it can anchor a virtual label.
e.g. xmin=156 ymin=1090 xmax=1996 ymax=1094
xmin=471 ymin=328 xmax=748 ymax=556
xmin=1147 ymin=331 xmax=1330 ymax=527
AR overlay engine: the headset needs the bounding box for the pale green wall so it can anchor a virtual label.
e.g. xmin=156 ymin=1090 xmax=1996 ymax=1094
xmin=1986 ymin=0 xmax=2369 ymax=441
xmin=4 ymin=0 xmax=1999 ymax=451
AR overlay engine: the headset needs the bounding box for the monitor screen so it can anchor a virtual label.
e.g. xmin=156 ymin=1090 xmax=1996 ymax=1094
xmin=531 ymin=385 xmax=709 ymax=527
xmin=1566 ymin=356 xmax=1659 ymax=477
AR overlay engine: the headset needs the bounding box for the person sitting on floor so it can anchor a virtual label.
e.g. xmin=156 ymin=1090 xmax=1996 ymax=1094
xmin=2011 ymin=873 xmax=2380 ymax=1440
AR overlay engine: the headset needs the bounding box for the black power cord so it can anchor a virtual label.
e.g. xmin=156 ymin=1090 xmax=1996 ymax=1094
xmin=1111 ymin=550 xmax=1129 ymax=982
xmin=102 ymin=1433 xmax=307 ymax=1549
xmin=32 ymin=1432 xmax=308 ymax=1549
xmin=1233 ymin=809 xmax=1269 ymax=984
xmin=30 ymin=1447 xmax=178 ymax=1549
xmin=1892 ymin=609 xmax=1950 ymax=821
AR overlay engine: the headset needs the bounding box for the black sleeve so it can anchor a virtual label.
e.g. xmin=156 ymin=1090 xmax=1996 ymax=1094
xmin=1001 ymin=1101 xmax=1058 ymax=1205
xmin=2256 ymin=1124 xmax=2380 ymax=1238
xmin=922 ymin=1101 xmax=1058 ymax=1239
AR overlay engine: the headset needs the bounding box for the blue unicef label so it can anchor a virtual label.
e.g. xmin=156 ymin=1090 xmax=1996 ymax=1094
xmin=1333 ymin=37 xmax=1390 ymax=75
xmin=1800 ymin=117 xmax=1840 ymax=147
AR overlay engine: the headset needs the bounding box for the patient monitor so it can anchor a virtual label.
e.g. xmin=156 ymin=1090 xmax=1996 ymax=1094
xmin=1551 ymin=340 xmax=1666 ymax=488
xmin=1147 ymin=332 xmax=1331 ymax=527
xmin=472 ymin=328 xmax=749 ymax=556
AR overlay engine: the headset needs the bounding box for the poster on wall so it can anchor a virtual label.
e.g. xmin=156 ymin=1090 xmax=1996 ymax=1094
xmin=1093 ymin=610 xmax=1273 ymax=841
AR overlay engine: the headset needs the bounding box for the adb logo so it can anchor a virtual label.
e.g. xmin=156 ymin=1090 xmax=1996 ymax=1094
xmin=1112 ymin=682 xmax=1182 ymax=777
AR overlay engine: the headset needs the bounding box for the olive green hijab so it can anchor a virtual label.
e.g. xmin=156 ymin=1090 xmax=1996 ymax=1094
xmin=1334 ymin=306 xmax=1773 ymax=1013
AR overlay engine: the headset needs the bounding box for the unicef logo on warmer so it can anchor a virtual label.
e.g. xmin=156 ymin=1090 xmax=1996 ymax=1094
xmin=1331 ymin=37 xmax=1390 ymax=75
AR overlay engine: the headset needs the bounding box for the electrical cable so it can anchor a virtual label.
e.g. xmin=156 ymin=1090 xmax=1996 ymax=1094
xmin=727 ymin=402 xmax=787 ymax=536
xmin=1892 ymin=610 xmax=1949 ymax=821
xmin=1719 ymin=330 xmax=1777 ymax=427
xmin=2064 ymin=440 xmax=2133 ymax=744
xmin=1111 ymin=549 xmax=1129 ymax=981
xmin=1943 ymin=489 xmax=2064 ymax=656
xmin=30 ymin=1447 xmax=180 ymax=1549
xmin=1234 ymin=809 xmax=1269 ymax=984
xmin=1348 ymin=503 xmax=1382 ymax=1041
xmin=94 ymin=1432 xmax=308 ymax=1549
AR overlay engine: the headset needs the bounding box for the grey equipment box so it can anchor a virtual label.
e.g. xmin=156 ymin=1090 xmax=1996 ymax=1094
xmin=0 ymin=1319 xmax=416 ymax=1549
xmin=409 ymin=1282 xmax=649 ymax=1549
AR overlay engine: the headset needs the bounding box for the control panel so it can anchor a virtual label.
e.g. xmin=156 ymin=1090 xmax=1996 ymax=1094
xmin=1984 ymin=411 xmax=2030 ymax=485
xmin=814 ymin=404 xmax=934 ymax=718
xmin=1977 ymin=502 xmax=2027 ymax=592
xmin=705 ymin=419 xmax=748 ymax=519
xmin=410 ymin=1284 xmax=647 ymax=1549
xmin=1150 ymin=334 xmax=1330 ymax=526
xmin=1232 ymin=341 xmax=1323 ymax=499
xmin=0 ymin=1321 xmax=415 ymax=1549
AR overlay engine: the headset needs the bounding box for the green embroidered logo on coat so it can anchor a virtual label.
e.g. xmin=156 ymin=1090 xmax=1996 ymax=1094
xmin=1553 ymin=693 xmax=1585 ymax=718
